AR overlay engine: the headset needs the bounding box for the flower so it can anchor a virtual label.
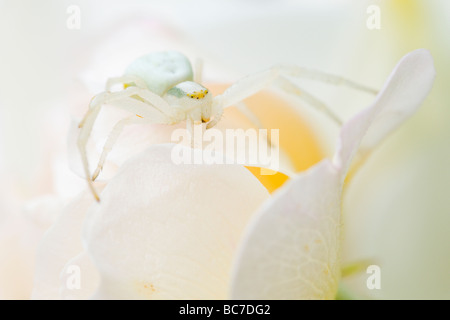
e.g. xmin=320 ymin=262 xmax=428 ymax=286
xmin=1 ymin=0 xmax=445 ymax=300
xmin=31 ymin=49 xmax=435 ymax=299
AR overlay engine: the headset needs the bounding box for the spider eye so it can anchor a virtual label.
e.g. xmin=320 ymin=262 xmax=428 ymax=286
xmin=187 ymin=89 xmax=208 ymax=99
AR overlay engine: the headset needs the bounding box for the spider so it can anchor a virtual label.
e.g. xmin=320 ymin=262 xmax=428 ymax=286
xmin=78 ymin=51 xmax=376 ymax=201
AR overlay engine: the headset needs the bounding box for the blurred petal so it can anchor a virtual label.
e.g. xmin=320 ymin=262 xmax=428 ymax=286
xmin=230 ymin=49 xmax=435 ymax=299
xmin=83 ymin=144 xmax=270 ymax=299
xmin=0 ymin=221 xmax=39 ymax=299
xmin=334 ymin=49 xmax=436 ymax=174
xmin=31 ymin=190 xmax=102 ymax=299
xmin=22 ymin=195 xmax=62 ymax=230
xmin=0 ymin=193 xmax=61 ymax=299
xmin=0 ymin=211 xmax=49 ymax=299
xmin=60 ymin=251 xmax=100 ymax=300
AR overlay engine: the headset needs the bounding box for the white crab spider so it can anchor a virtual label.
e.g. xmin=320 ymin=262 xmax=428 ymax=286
xmin=78 ymin=51 xmax=376 ymax=201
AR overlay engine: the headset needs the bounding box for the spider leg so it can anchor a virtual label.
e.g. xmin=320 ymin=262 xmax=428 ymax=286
xmin=215 ymin=68 xmax=276 ymax=109
xmin=194 ymin=57 xmax=203 ymax=84
xmin=234 ymin=101 xmax=265 ymax=132
xmin=186 ymin=118 xmax=198 ymax=149
xmin=205 ymin=103 xmax=223 ymax=129
xmin=105 ymin=75 xmax=148 ymax=91
xmin=78 ymin=87 xmax=174 ymax=201
xmin=91 ymin=115 xmax=143 ymax=181
xmin=77 ymin=87 xmax=168 ymax=129
xmin=91 ymin=86 xmax=174 ymax=118
xmin=234 ymin=101 xmax=274 ymax=148
xmin=276 ymin=65 xmax=378 ymax=95
xmin=77 ymin=105 xmax=103 ymax=201
xmin=275 ymin=76 xmax=342 ymax=125
xmin=213 ymin=64 xmax=372 ymax=126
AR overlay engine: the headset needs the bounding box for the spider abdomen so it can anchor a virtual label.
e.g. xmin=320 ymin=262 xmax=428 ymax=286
xmin=124 ymin=51 xmax=193 ymax=96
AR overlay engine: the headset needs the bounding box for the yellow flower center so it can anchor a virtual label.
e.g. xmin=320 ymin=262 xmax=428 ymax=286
xmin=207 ymin=84 xmax=324 ymax=193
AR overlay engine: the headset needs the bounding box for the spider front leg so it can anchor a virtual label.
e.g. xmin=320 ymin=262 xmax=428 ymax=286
xmin=275 ymin=76 xmax=342 ymax=125
xmin=78 ymin=86 xmax=174 ymax=201
xmin=214 ymin=65 xmax=377 ymax=127
xmin=234 ymin=101 xmax=275 ymax=148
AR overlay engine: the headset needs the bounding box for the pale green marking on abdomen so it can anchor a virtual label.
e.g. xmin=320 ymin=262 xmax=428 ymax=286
xmin=166 ymin=86 xmax=186 ymax=98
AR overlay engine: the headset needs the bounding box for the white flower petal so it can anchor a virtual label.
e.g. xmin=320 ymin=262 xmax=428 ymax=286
xmin=230 ymin=49 xmax=435 ymax=299
xmin=333 ymin=49 xmax=436 ymax=174
xmin=231 ymin=160 xmax=341 ymax=299
xmin=83 ymin=144 xmax=269 ymax=299
xmin=31 ymin=190 xmax=102 ymax=299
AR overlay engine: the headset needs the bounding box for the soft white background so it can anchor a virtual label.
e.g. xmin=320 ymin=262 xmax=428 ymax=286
xmin=0 ymin=0 xmax=449 ymax=299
